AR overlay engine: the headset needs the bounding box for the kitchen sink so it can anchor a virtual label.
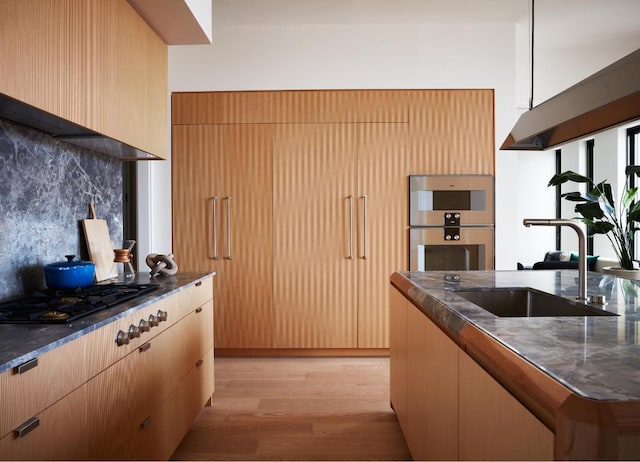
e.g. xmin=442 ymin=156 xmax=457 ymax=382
xmin=449 ymin=287 xmax=618 ymax=317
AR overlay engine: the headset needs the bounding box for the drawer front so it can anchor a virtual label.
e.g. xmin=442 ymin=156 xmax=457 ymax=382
xmin=0 ymin=384 xmax=88 ymax=461
xmin=0 ymin=335 xmax=86 ymax=438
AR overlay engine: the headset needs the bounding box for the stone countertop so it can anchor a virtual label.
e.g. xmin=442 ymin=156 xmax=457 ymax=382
xmin=0 ymin=272 xmax=214 ymax=374
xmin=391 ymin=269 xmax=640 ymax=402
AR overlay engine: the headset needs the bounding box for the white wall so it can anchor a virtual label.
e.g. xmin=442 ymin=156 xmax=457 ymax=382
xmin=145 ymin=6 xmax=640 ymax=271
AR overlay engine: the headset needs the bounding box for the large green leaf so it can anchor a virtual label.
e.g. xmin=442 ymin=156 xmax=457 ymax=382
xmin=589 ymin=221 xmax=615 ymax=234
xmin=625 ymin=165 xmax=640 ymax=177
xmin=548 ymin=171 xmax=592 ymax=187
xmin=575 ymin=201 xmax=605 ymax=219
xmin=591 ymin=181 xmax=614 ymax=206
xmin=561 ymin=191 xmax=594 ymax=202
xmin=628 ymin=200 xmax=640 ymax=222
xmin=621 ymin=187 xmax=639 ymax=211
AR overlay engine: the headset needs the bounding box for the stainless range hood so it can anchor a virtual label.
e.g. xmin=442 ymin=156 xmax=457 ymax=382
xmin=501 ymin=48 xmax=640 ymax=151
xmin=0 ymin=92 xmax=157 ymax=160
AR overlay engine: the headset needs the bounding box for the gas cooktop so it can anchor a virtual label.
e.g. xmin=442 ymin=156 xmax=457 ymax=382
xmin=0 ymin=283 xmax=158 ymax=324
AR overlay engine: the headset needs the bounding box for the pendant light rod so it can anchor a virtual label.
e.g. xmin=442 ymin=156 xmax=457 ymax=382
xmin=529 ymin=0 xmax=535 ymax=111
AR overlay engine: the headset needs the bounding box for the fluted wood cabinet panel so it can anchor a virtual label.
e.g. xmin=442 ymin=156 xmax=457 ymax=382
xmin=408 ymin=89 xmax=494 ymax=174
xmin=172 ymin=125 xmax=219 ymax=272
xmin=218 ymin=124 xmax=274 ymax=348
xmin=172 ymin=92 xmax=224 ymax=125
xmin=273 ymin=124 xmax=358 ymax=348
xmin=272 ymin=91 xmax=317 ymax=123
xmin=357 ymin=90 xmax=409 ymax=122
xmin=317 ymin=91 xmax=358 ymax=123
xmin=220 ymin=91 xmax=272 ymax=123
xmin=448 ymin=89 xmax=495 ymax=175
xmin=356 ymin=123 xmax=408 ymax=348
xmin=0 ymin=385 xmax=88 ymax=461
xmin=0 ymin=0 xmax=167 ymax=159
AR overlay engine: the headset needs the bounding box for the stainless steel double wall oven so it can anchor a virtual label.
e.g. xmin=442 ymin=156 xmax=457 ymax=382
xmin=409 ymin=175 xmax=494 ymax=271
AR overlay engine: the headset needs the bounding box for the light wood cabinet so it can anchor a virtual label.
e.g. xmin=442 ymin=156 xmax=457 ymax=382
xmin=172 ymin=123 xmax=274 ymax=348
xmin=273 ymin=123 xmax=359 ymax=348
xmin=0 ymin=385 xmax=88 ymax=461
xmin=389 ymin=285 xmax=553 ymax=461
xmin=458 ymin=351 xmax=554 ymax=461
xmin=389 ymin=288 xmax=408 ymax=432
xmin=0 ymin=0 xmax=167 ymax=159
xmin=408 ymin=89 xmax=494 ymax=174
xmin=403 ymin=291 xmax=458 ymax=460
xmin=171 ymin=89 xmax=492 ymax=350
xmin=0 ymin=278 xmax=214 ymax=461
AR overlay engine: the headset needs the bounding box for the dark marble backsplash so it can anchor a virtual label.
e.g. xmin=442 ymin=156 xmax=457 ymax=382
xmin=0 ymin=119 xmax=123 ymax=300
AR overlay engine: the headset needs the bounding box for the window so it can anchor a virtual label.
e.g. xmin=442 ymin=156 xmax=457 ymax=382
xmin=627 ymin=125 xmax=640 ymax=258
xmin=555 ymin=149 xmax=562 ymax=249
xmin=586 ymin=139 xmax=595 ymax=255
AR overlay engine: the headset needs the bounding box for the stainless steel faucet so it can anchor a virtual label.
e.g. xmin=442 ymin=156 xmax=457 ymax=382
xmin=523 ymin=218 xmax=589 ymax=302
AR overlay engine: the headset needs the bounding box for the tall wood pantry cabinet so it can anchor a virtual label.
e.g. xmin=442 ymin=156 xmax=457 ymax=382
xmin=171 ymin=89 xmax=494 ymax=352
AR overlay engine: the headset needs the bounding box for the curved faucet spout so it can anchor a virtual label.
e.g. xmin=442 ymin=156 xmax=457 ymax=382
xmin=523 ymin=218 xmax=588 ymax=302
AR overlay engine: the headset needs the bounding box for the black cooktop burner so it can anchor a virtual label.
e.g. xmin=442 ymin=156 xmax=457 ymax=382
xmin=0 ymin=283 xmax=158 ymax=324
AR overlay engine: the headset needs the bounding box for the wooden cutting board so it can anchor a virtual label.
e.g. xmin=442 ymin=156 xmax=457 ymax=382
xmin=82 ymin=203 xmax=116 ymax=281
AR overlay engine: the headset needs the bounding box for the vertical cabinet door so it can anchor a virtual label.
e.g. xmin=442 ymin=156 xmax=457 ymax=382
xmin=218 ymin=124 xmax=274 ymax=348
xmin=273 ymin=124 xmax=358 ymax=348
xmin=171 ymin=124 xmax=225 ymax=345
xmin=356 ymin=123 xmax=408 ymax=348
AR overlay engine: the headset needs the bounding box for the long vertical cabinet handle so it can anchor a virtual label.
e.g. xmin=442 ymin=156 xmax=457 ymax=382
xmin=361 ymin=194 xmax=368 ymax=259
xmin=212 ymin=196 xmax=219 ymax=260
xmin=348 ymin=195 xmax=354 ymax=259
xmin=226 ymin=195 xmax=232 ymax=260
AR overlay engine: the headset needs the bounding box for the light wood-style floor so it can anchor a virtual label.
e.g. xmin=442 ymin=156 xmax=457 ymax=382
xmin=171 ymin=356 xmax=411 ymax=461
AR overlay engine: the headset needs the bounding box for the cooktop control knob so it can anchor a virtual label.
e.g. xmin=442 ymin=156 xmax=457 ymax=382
xmin=157 ymin=310 xmax=168 ymax=323
xmin=128 ymin=324 xmax=141 ymax=339
xmin=116 ymin=330 xmax=130 ymax=346
xmin=139 ymin=319 xmax=150 ymax=333
xmin=148 ymin=314 xmax=159 ymax=327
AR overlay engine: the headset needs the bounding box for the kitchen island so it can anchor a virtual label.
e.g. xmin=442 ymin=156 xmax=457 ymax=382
xmin=0 ymin=272 xmax=214 ymax=460
xmin=391 ymin=270 xmax=640 ymax=461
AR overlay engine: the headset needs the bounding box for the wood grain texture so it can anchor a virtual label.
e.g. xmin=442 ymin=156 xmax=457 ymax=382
xmin=458 ymin=351 xmax=554 ymax=461
xmin=171 ymin=357 xmax=410 ymax=461
xmin=82 ymin=217 xmax=116 ymax=281
xmin=219 ymin=124 xmax=274 ymax=348
xmin=356 ymin=123 xmax=408 ymax=348
xmin=272 ymin=90 xmax=318 ymax=123
xmin=389 ymin=287 xmax=408 ymax=433
xmin=317 ymin=91 xmax=358 ymax=123
xmin=0 ymin=336 xmax=87 ymax=439
xmin=172 ymin=92 xmax=224 ymax=125
xmin=220 ymin=91 xmax=272 ymax=123
xmin=0 ymin=384 xmax=88 ymax=461
xmin=405 ymin=303 xmax=459 ymax=460
xmin=356 ymin=90 xmax=409 ymax=122
xmin=273 ymin=124 xmax=358 ymax=348
xmin=408 ymin=89 xmax=494 ymax=175
xmin=0 ymin=0 xmax=167 ymax=159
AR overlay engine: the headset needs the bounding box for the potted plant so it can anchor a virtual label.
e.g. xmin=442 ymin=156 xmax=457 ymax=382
xmin=549 ymin=166 xmax=640 ymax=274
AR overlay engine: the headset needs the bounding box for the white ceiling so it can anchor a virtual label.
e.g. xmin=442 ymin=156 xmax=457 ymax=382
xmin=212 ymin=0 xmax=640 ymax=48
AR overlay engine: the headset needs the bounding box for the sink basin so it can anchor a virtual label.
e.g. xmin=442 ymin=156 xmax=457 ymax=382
xmin=449 ymin=287 xmax=617 ymax=317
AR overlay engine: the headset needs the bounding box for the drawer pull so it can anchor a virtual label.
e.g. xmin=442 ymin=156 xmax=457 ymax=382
xmin=140 ymin=416 xmax=152 ymax=429
xmin=14 ymin=417 xmax=40 ymax=438
xmin=139 ymin=342 xmax=151 ymax=353
xmin=14 ymin=357 xmax=38 ymax=375
xmin=196 ymin=281 xmax=202 ymax=287
xmin=195 ymin=307 xmax=203 ymax=313
xmin=196 ymin=359 xmax=204 ymax=367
